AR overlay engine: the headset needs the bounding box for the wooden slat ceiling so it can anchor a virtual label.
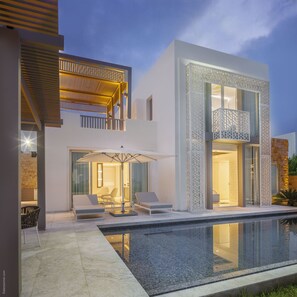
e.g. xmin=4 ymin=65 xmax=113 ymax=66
xmin=0 ymin=0 xmax=62 ymax=128
xmin=0 ymin=0 xmax=58 ymax=36
xmin=59 ymin=55 xmax=128 ymax=112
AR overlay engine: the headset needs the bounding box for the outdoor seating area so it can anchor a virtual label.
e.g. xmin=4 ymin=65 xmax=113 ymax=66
xmin=135 ymin=192 xmax=173 ymax=215
xmin=98 ymin=188 xmax=118 ymax=209
xmin=72 ymin=194 xmax=105 ymax=220
xmin=21 ymin=206 xmax=41 ymax=247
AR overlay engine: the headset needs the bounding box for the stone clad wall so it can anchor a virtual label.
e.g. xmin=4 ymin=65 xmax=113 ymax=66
xmin=271 ymin=138 xmax=289 ymax=191
xmin=289 ymin=176 xmax=297 ymax=190
xmin=21 ymin=152 xmax=37 ymax=189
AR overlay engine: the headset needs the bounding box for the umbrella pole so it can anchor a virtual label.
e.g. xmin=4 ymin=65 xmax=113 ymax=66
xmin=121 ymin=162 xmax=125 ymax=213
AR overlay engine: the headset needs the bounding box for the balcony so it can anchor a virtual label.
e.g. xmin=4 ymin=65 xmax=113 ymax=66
xmin=212 ymin=108 xmax=250 ymax=143
xmin=80 ymin=115 xmax=125 ymax=131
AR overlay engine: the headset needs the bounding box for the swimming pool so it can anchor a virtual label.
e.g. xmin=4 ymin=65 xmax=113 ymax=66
xmin=101 ymin=215 xmax=297 ymax=296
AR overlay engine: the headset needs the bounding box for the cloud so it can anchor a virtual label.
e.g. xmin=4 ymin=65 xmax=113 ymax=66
xmin=179 ymin=0 xmax=297 ymax=54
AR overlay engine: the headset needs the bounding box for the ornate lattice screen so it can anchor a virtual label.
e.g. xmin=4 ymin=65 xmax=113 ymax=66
xmin=186 ymin=63 xmax=270 ymax=212
xmin=212 ymin=108 xmax=250 ymax=142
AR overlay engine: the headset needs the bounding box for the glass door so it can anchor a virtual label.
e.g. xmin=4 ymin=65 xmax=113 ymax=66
xmin=71 ymin=151 xmax=90 ymax=206
xmin=212 ymin=143 xmax=239 ymax=207
xmin=245 ymin=146 xmax=260 ymax=205
xmin=130 ymin=163 xmax=148 ymax=204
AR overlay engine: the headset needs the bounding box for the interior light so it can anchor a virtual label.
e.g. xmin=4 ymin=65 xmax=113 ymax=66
xmin=21 ymin=134 xmax=36 ymax=152
xmin=25 ymin=138 xmax=32 ymax=146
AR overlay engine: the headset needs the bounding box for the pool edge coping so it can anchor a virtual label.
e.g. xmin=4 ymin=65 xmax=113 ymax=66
xmin=158 ymin=264 xmax=297 ymax=297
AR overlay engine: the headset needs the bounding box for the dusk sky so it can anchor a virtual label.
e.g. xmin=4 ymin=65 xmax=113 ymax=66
xmin=59 ymin=0 xmax=297 ymax=136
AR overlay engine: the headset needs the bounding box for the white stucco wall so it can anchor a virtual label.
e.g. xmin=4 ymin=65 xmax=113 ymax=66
xmin=132 ymin=40 xmax=269 ymax=211
xmin=45 ymin=111 xmax=157 ymax=211
xmin=132 ymin=42 xmax=177 ymax=208
xmin=174 ymin=40 xmax=269 ymax=81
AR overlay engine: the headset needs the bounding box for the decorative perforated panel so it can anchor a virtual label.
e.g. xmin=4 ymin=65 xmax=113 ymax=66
xmin=212 ymin=108 xmax=250 ymax=142
xmin=260 ymin=155 xmax=271 ymax=206
xmin=59 ymin=59 xmax=125 ymax=82
xmin=186 ymin=65 xmax=205 ymax=212
xmin=186 ymin=63 xmax=270 ymax=211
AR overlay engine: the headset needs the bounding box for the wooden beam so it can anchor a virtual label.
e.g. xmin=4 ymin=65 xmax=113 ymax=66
xmin=59 ymin=97 xmax=109 ymax=106
xmin=21 ymin=77 xmax=42 ymax=130
xmin=60 ymin=88 xmax=113 ymax=98
xmin=60 ymin=101 xmax=106 ymax=113
xmin=19 ymin=29 xmax=64 ymax=50
xmin=119 ymin=83 xmax=124 ymax=130
xmin=119 ymin=83 xmax=124 ymax=120
xmin=59 ymin=71 xmax=120 ymax=85
xmin=21 ymin=123 xmax=39 ymax=131
xmin=0 ymin=3 xmax=57 ymax=21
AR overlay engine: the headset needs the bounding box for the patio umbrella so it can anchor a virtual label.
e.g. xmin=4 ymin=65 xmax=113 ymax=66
xmin=78 ymin=146 xmax=172 ymax=216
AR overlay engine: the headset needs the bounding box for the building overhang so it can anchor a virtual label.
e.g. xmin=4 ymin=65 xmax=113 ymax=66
xmin=0 ymin=0 xmax=64 ymax=130
xmin=59 ymin=53 xmax=131 ymax=118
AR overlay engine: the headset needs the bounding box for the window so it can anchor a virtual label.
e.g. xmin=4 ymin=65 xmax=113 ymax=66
xmin=146 ymin=96 xmax=153 ymax=121
xmin=211 ymin=84 xmax=237 ymax=111
xmin=71 ymin=151 xmax=90 ymax=195
xmin=97 ymin=163 xmax=103 ymax=188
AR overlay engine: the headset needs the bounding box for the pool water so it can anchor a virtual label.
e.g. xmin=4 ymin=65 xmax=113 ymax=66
xmin=101 ymin=216 xmax=297 ymax=296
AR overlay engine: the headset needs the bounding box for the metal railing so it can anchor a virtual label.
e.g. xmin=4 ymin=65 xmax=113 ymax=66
xmin=212 ymin=108 xmax=250 ymax=142
xmin=80 ymin=115 xmax=125 ymax=131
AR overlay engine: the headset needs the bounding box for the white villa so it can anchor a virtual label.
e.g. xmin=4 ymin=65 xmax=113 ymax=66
xmin=42 ymin=40 xmax=271 ymax=213
xmin=0 ymin=3 xmax=286 ymax=297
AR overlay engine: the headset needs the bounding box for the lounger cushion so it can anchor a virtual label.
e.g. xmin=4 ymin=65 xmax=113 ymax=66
xmin=73 ymin=195 xmax=98 ymax=207
xmin=139 ymin=202 xmax=173 ymax=209
xmin=135 ymin=192 xmax=159 ymax=203
xmin=72 ymin=195 xmax=105 ymax=219
xmin=135 ymin=192 xmax=173 ymax=210
xmin=74 ymin=205 xmax=105 ymax=214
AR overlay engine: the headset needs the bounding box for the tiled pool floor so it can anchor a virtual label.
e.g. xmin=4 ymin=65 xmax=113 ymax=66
xmin=21 ymin=206 xmax=297 ymax=297
xmin=102 ymin=215 xmax=297 ymax=296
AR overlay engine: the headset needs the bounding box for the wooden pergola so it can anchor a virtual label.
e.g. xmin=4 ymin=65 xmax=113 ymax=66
xmin=0 ymin=0 xmax=63 ymax=129
xmin=59 ymin=53 xmax=131 ymax=129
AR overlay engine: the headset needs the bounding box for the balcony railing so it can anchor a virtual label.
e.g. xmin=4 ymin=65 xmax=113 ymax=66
xmin=80 ymin=115 xmax=125 ymax=131
xmin=212 ymin=108 xmax=250 ymax=142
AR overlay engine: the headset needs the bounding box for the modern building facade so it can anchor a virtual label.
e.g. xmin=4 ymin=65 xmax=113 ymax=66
xmin=18 ymin=40 xmax=274 ymax=213
xmin=21 ymin=40 xmax=273 ymax=214
xmin=44 ymin=54 xmax=156 ymax=212
xmin=133 ymin=40 xmax=271 ymax=212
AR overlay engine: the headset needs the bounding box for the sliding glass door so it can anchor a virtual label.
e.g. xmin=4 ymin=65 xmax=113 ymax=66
xmin=130 ymin=163 xmax=148 ymax=204
xmin=244 ymin=146 xmax=260 ymax=206
xmin=71 ymin=152 xmax=90 ymax=197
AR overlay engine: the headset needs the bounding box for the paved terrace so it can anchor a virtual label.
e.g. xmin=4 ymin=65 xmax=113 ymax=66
xmin=22 ymin=206 xmax=297 ymax=297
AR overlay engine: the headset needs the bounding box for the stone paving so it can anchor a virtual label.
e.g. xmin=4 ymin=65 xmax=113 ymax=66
xmin=21 ymin=206 xmax=297 ymax=297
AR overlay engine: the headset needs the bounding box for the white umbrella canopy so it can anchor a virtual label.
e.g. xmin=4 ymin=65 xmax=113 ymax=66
xmin=77 ymin=146 xmax=173 ymax=216
xmin=78 ymin=147 xmax=170 ymax=163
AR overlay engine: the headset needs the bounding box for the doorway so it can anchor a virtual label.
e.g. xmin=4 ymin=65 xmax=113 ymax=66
xmin=212 ymin=143 xmax=239 ymax=207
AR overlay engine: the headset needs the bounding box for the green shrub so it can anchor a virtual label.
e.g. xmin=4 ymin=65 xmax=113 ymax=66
xmin=289 ymin=154 xmax=297 ymax=176
xmin=280 ymin=189 xmax=297 ymax=206
xmin=239 ymin=284 xmax=297 ymax=296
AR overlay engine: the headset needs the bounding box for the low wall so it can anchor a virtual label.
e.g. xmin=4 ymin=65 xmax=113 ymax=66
xmin=21 ymin=152 xmax=37 ymax=189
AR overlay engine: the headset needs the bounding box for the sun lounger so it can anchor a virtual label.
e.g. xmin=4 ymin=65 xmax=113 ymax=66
xmin=135 ymin=192 xmax=173 ymax=215
xmin=73 ymin=194 xmax=105 ymax=220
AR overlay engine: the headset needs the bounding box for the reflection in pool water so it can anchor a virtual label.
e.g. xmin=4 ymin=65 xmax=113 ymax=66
xmin=102 ymin=216 xmax=297 ymax=296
